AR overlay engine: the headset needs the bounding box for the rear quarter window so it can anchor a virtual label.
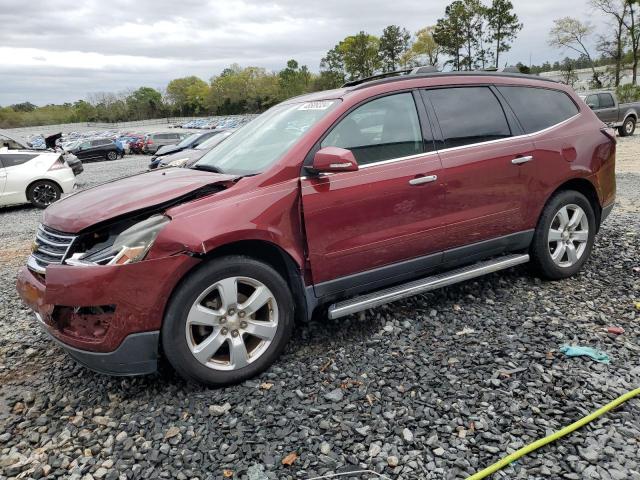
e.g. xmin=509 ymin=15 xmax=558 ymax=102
xmin=497 ymin=86 xmax=579 ymax=134
xmin=0 ymin=153 xmax=38 ymax=167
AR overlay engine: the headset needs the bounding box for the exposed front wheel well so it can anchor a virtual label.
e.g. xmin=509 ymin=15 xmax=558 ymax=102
xmin=198 ymin=240 xmax=310 ymax=322
xmin=546 ymin=179 xmax=602 ymax=231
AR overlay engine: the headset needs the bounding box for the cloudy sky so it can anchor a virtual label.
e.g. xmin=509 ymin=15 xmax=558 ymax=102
xmin=0 ymin=0 xmax=606 ymax=106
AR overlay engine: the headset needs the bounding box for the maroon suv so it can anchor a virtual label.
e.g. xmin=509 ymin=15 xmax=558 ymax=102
xmin=17 ymin=70 xmax=616 ymax=386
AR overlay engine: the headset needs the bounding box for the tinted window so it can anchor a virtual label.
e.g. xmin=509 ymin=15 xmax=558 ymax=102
xmin=321 ymin=93 xmax=425 ymax=165
xmin=427 ymin=87 xmax=511 ymax=148
xmin=498 ymin=86 xmax=579 ymax=134
xmin=585 ymin=94 xmax=599 ymax=109
xmin=598 ymin=93 xmax=615 ymax=108
xmin=0 ymin=153 xmax=38 ymax=167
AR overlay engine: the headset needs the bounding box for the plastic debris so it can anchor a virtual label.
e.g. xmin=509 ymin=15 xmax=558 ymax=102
xmin=635 ymin=301 xmax=640 ymax=310
xmin=606 ymin=326 xmax=625 ymax=335
xmin=560 ymin=345 xmax=610 ymax=364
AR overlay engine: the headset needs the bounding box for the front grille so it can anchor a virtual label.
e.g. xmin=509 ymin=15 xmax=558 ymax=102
xmin=29 ymin=224 xmax=77 ymax=273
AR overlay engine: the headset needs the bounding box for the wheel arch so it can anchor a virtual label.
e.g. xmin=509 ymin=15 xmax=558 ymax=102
xmin=544 ymin=178 xmax=602 ymax=231
xmin=168 ymin=239 xmax=312 ymax=325
xmin=25 ymin=178 xmax=63 ymax=199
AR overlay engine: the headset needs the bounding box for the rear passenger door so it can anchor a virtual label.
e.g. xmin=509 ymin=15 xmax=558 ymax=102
xmin=422 ymin=86 xmax=535 ymax=260
xmin=496 ymin=85 xmax=581 ymax=226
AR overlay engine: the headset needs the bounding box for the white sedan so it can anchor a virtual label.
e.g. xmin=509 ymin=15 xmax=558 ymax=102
xmin=0 ymin=147 xmax=75 ymax=208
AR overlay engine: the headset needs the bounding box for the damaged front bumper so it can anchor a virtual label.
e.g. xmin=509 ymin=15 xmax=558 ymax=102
xmin=16 ymin=254 xmax=200 ymax=375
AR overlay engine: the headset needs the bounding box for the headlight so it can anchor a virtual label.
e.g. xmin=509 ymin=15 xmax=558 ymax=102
xmin=167 ymin=157 xmax=189 ymax=167
xmin=109 ymin=215 xmax=169 ymax=264
xmin=67 ymin=215 xmax=169 ymax=266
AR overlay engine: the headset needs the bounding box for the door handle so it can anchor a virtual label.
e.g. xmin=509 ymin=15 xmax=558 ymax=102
xmin=409 ymin=175 xmax=437 ymax=185
xmin=512 ymin=155 xmax=533 ymax=165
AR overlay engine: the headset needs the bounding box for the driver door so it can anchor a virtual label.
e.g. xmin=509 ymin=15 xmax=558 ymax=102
xmin=300 ymin=92 xmax=446 ymax=295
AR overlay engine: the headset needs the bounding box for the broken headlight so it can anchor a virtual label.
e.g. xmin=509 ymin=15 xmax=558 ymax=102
xmin=67 ymin=215 xmax=169 ymax=266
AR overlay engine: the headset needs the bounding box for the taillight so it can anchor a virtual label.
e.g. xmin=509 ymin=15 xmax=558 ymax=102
xmin=146 ymin=139 xmax=153 ymax=145
xmin=48 ymin=156 xmax=66 ymax=170
xmin=601 ymin=127 xmax=617 ymax=144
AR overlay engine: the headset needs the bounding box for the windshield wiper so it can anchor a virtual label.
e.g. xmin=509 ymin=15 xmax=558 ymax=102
xmin=191 ymin=164 xmax=224 ymax=174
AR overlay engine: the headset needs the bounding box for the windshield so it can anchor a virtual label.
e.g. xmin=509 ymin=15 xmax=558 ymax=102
xmin=195 ymin=131 xmax=233 ymax=150
xmin=195 ymin=99 xmax=339 ymax=175
xmin=177 ymin=133 xmax=200 ymax=148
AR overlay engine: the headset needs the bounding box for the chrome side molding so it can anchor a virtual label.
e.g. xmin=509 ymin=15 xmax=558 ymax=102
xmin=327 ymin=254 xmax=530 ymax=319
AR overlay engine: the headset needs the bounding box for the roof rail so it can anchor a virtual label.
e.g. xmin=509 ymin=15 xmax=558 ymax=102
xmin=342 ymin=66 xmax=442 ymax=88
xmin=342 ymin=68 xmax=415 ymax=87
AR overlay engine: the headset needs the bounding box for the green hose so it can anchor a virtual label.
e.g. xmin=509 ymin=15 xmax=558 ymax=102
xmin=466 ymin=387 xmax=640 ymax=480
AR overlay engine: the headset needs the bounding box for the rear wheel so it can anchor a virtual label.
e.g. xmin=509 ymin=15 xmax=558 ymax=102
xmin=530 ymin=190 xmax=596 ymax=279
xmin=619 ymin=117 xmax=636 ymax=136
xmin=162 ymin=256 xmax=294 ymax=387
xmin=106 ymin=150 xmax=118 ymax=161
xmin=27 ymin=180 xmax=61 ymax=209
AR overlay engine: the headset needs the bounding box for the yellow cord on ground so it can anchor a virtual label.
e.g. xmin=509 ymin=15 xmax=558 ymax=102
xmin=466 ymin=387 xmax=640 ymax=480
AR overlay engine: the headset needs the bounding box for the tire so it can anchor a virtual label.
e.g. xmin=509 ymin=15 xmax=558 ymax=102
xmin=162 ymin=255 xmax=294 ymax=387
xmin=530 ymin=190 xmax=596 ymax=280
xmin=618 ymin=117 xmax=636 ymax=137
xmin=27 ymin=180 xmax=62 ymax=209
xmin=106 ymin=150 xmax=118 ymax=161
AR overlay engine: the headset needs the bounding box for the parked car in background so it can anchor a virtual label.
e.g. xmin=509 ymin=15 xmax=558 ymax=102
xmin=127 ymin=135 xmax=146 ymax=154
xmin=148 ymin=131 xmax=225 ymax=169
xmin=580 ymin=91 xmax=640 ymax=136
xmin=155 ymin=129 xmax=235 ymax=169
xmin=1 ymin=130 xmax=83 ymax=176
xmin=0 ymin=148 xmax=75 ymax=208
xmin=143 ymin=132 xmax=189 ymax=154
xmin=16 ymin=70 xmax=615 ymax=386
xmin=69 ymin=138 xmax=120 ymax=161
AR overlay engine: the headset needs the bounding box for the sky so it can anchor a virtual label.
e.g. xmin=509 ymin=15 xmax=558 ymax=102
xmin=0 ymin=0 xmax=607 ymax=106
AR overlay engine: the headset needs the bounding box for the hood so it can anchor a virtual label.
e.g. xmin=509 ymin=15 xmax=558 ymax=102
xmin=45 ymin=133 xmax=62 ymax=149
xmin=155 ymin=144 xmax=182 ymax=157
xmin=158 ymin=148 xmax=206 ymax=166
xmin=44 ymin=167 xmax=237 ymax=233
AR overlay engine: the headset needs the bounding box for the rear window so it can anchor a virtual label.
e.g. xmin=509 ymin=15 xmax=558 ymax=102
xmin=598 ymin=93 xmax=615 ymax=108
xmin=497 ymin=86 xmax=579 ymax=134
xmin=426 ymin=86 xmax=511 ymax=148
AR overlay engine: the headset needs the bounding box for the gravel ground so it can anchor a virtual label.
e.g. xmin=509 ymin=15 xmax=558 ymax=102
xmin=0 ymin=141 xmax=639 ymax=480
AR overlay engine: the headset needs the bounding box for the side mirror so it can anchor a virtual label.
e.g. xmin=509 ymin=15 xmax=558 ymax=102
xmin=307 ymin=147 xmax=359 ymax=174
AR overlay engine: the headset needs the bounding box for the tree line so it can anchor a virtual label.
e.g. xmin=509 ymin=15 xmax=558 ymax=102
xmin=31 ymin=0 xmax=640 ymax=130
xmin=540 ymin=1 xmax=640 ymax=89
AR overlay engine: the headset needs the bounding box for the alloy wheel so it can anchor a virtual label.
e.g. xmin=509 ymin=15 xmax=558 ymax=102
xmin=185 ymin=276 xmax=278 ymax=371
xmin=547 ymin=204 xmax=589 ymax=268
xmin=626 ymin=120 xmax=634 ymax=134
xmin=32 ymin=183 xmax=58 ymax=206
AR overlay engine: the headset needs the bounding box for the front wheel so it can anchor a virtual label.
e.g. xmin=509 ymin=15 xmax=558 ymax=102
xmin=530 ymin=190 xmax=596 ymax=280
xmin=106 ymin=151 xmax=118 ymax=161
xmin=619 ymin=117 xmax=636 ymax=137
xmin=27 ymin=180 xmax=62 ymax=209
xmin=162 ymin=256 xmax=294 ymax=387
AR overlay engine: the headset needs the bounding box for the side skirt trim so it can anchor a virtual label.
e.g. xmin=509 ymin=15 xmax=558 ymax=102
xmin=328 ymin=253 xmax=530 ymax=319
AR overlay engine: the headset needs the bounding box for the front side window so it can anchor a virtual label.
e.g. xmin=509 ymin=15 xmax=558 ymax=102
xmin=427 ymin=87 xmax=511 ymax=149
xmin=598 ymin=93 xmax=615 ymax=108
xmin=321 ymin=93 xmax=425 ymax=165
xmin=196 ymin=100 xmax=339 ymax=175
xmin=498 ymin=86 xmax=580 ymax=134
xmin=585 ymin=94 xmax=600 ymax=109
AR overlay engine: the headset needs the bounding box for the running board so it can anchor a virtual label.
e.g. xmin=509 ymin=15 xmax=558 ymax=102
xmin=327 ymin=254 xmax=530 ymax=319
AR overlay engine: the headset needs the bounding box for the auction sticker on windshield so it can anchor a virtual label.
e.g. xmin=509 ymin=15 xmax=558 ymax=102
xmin=298 ymin=101 xmax=333 ymax=110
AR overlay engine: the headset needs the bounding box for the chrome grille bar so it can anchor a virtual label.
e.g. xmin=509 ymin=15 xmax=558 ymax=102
xmin=28 ymin=224 xmax=77 ymax=274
